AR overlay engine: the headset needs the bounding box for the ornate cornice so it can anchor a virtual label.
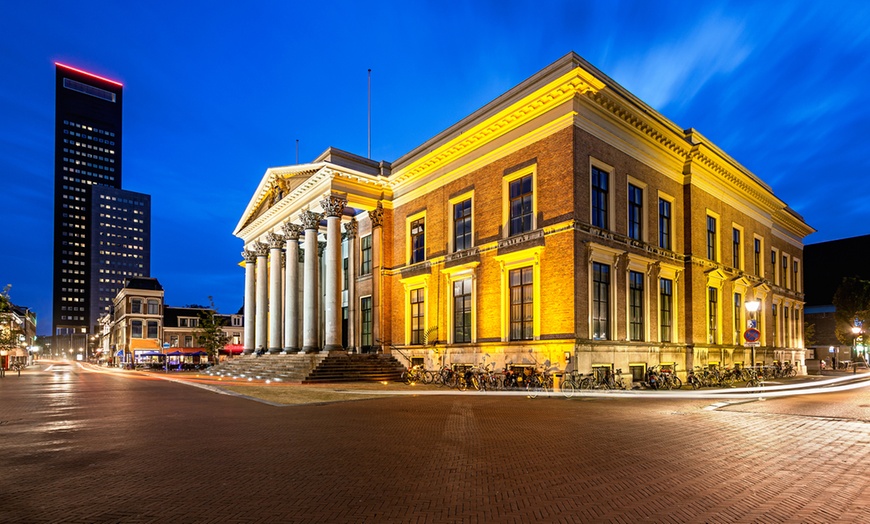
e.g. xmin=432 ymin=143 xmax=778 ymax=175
xmin=300 ymin=210 xmax=322 ymax=231
xmin=391 ymin=67 xmax=606 ymax=186
xmin=321 ymin=195 xmax=346 ymax=218
xmin=586 ymin=90 xmax=690 ymax=161
xmin=282 ymin=222 xmax=303 ymax=241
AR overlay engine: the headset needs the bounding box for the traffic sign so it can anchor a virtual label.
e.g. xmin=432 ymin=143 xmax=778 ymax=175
xmin=744 ymin=328 xmax=761 ymax=343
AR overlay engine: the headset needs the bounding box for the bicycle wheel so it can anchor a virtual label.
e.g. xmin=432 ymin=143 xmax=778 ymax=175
xmin=560 ymin=380 xmax=575 ymax=398
xmin=671 ymin=376 xmax=682 ymax=389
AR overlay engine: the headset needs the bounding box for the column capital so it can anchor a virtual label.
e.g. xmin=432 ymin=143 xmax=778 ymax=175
xmin=253 ymin=241 xmax=270 ymax=257
xmin=369 ymin=201 xmax=384 ymax=228
xmin=266 ymin=232 xmax=285 ymax=250
xmin=300 ymin=211 xmax=322 ymax=230
xmin=321 ymin=195 xmax=347 ymax=218
xmin=282 ymin=222 xmax=303 ymax=240
xmin=344 ymin=218 xmax=358 ymax=239
xmin=242 ymin=250 xmax=258 ymax=264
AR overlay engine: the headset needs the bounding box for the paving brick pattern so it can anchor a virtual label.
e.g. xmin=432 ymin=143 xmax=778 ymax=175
xmin=1 ymin=363 xmax=869 ymax=523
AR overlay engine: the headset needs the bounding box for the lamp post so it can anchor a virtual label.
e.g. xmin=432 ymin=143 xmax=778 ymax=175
xmin=851 ymin=325 xmax=862 ymax=371
xmin=745 ymin=299 xmax=761 ymax=369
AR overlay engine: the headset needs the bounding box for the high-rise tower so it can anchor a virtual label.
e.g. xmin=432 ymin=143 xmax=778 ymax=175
xmin=53 ymin=63 xmax=150 ymax=346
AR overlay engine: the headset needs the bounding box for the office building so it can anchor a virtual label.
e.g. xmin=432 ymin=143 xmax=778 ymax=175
xmin=53 ymin=62 xmax=150 ymax=349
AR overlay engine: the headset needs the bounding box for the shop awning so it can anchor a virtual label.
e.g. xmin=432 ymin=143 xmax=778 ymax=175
xmin=222 ymin=344 xmax=244 ymax=355
xmin=163 ymin=347 xmax=207 ymax=356
xmin=135 ymin=350 xmax=163 ymax=357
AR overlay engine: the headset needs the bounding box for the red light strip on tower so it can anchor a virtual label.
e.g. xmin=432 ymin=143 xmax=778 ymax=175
xmin=55 ymin=62 xmax=123 ymax=87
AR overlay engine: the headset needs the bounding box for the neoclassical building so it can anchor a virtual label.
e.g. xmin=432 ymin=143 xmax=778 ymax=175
xmin=234 ymin=52 xmax=814 ymax=380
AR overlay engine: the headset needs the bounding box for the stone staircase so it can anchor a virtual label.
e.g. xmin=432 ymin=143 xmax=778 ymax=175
xmin=204 ymin=351 xmax=404 ymax=384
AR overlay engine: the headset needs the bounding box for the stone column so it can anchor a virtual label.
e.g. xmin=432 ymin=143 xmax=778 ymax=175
xmin=301 ymin=211 xmax=322 ymax=353
xmin=369 ymin=201 xmax=385 ymax=349
xmin=282 ymin=222 xmax=302 ymax=353
xmin=242 ymin=249 xmax=257 ymax=354
xmin=322 ymin=196 xmax=346 ymax=352
xmin=267 ymin=232 xmax=284 ymax=354
xmin=345 ymin=218 xmax=359 ymax=352
xmin=254 ymin=241 xmax=269 ymax=354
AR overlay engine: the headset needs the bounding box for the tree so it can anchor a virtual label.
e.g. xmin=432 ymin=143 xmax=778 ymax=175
xmin=0 ymin=285 xmax=22 ymax=354
xmin=804 ymin=322 xmax=816 ymax=347
xmin=194 ymin=297 xmax=229 ymax=366
xmin=832 ymin=276 xmax=870 ymax=344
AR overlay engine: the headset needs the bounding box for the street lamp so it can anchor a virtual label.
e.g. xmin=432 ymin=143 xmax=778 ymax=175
xmin=852 ymin=325 xmax=862 ymax=370
xmin=745 ymin=299 xmax=761 ymax=368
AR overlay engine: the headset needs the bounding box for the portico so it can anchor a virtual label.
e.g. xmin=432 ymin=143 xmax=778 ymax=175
xmin=234 ymin=151 xmax=391 ymax=355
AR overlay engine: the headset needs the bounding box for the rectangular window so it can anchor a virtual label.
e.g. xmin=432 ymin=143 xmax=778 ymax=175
xmin=732 ymin=228 xmax=741 ymax=269
xmin=591 ymin=167 xmax=609 ymax=229
xmin=170 ymin=335 xmax=178 ymax=347
xmin=629 ymin=271 xmax=644 ymax=341
xmin=592 ymin=262 xmax=610 ymax=340
xmin=410 ymin=217 xmax=425 ymax=264
xmin=706 ymin=216 xmax=717 ymax=261
xmin=793 ymin=260 xmax=800 ymax=292
xmin=147 ymin=321 xmax=158 ymax=339
xmin=784 ymin=307 xmax=790 ymax=347
xmin=453 ymin=199 xmax=472 ymax=251
xmin=453 ymin=278 xmax=472 ymax=343
xmin=782 ymin=255 xmax=789 ymax=289
xmin=508 ymin=175 xmax=533 ymax=236
xmin=131 ymin=298 xmax=142 ymax=314
xmin=708 ymin=287 xmax=719 ymax=343
xmin=628 ymin=184 xmax=643 ymax=241
xmin=360 ymin=235 xmax=372 ymax=275
xmin=410 ymin=288 xmax=425 ymax=345
xmin=734 ymin=293 xmax=742 ymax=341
xmin=131 ymin=320 xmax=142 ymax=338
xmin=361 ymin=297 xmax=373 ymax=349
xmin=754 ymin=238 xmax=761 ymax=276
xmin=658 ymin=198 xmax=671 ymax=250
xmin=509 ymin=267 xmax=534 ymax=341
xmin=660 ymin=278 xmax=673 ymax=343
xmin=184 ymin=335 xmax=193 ymax=347
xmin=147 ymin=299 xmax=159 ymax=315
xmin=772 ymin=303 xmax=779 ymax=346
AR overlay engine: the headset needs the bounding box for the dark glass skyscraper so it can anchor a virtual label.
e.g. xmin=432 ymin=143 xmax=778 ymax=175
xmin=53 ymin=63 xmax=150 ymax=342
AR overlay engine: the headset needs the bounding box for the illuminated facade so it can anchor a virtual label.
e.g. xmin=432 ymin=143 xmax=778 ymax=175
xmin=52 ymin=63 xmax=151 ymax=344
xmin=234 ymin=53 xmax=814 ymax=380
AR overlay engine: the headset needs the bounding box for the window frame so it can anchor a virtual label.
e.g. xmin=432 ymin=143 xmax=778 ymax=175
xmin=591 ymin=162 xmax=612 ymax=230
xmin=449 ymin=192 xmax=474 ymax=253
xmin=502 ymin=167 xmax=536 ymax=239
xmin=658 ymin=194 xmax=674 ymax=251
xmin=628 ymin=270 xmax=645 ymax=341
xmin=407 ymin=212 xmax=426 ymax=265
xmin=360 ymin=234 xmax=372 ymax=276
xmin=732 ymin=225 xmax=743 ymax=270
xmin=706 ymin=211 xmax=720 ymax=262
xmin=659 ymin=277 xmax=673 ymax=343
xmin=627 ymin=180 xmax=645 ymax=242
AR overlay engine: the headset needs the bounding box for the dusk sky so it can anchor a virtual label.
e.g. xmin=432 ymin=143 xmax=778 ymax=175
xmin=2 ymin=1 xmax=869 ymax=335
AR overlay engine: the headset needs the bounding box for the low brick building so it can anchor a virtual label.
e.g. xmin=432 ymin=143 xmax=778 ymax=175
xmin=234 ymin=52 xmax=814 ymax=380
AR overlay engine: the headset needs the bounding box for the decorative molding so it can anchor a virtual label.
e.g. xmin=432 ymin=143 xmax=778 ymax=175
xmin=369 ymin=201 xmax=384 ymax=228
xmin=321 ymin=195 xmax=347 ymax=218
xmin=266 ymin=232 xmax=285 ymax=250
xmin=300 ymin=210 xmax=322 ymax=230
xmin=253 ymin=241 xmax=270 ymax=257
xmin=282 ymin=222 xmax=303 ymax=240
xmin=344 ymin=218 xmax=358 ymax=239
xmin=242 ymin=250 xmax=257 ymax=264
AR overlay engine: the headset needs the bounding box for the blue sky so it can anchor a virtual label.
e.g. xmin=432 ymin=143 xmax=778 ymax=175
xmin=2 ymin=1 xmax=869 ymax=334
